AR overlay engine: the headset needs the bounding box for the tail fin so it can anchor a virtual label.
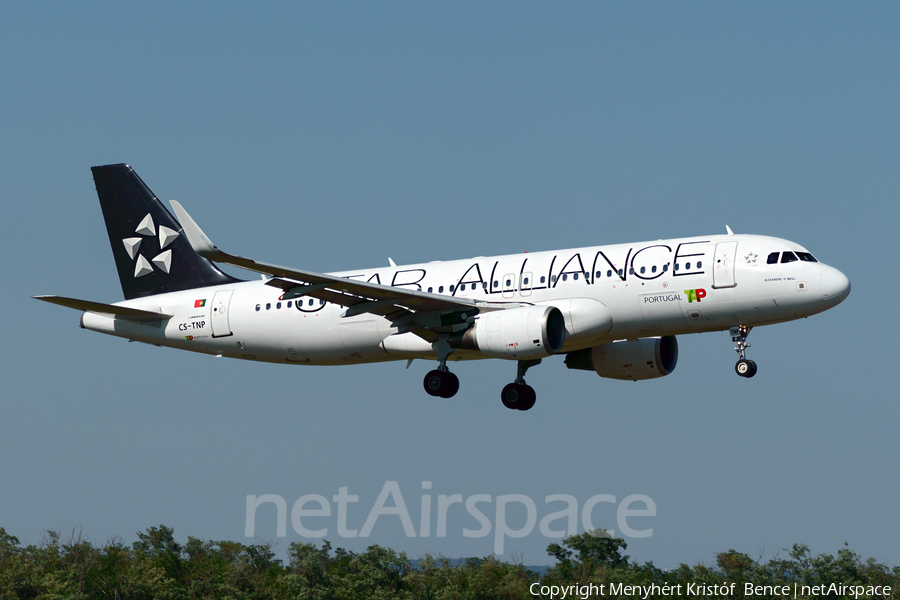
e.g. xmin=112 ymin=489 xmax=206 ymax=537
xmin=91 ymin=164 xmax=241 ymax=300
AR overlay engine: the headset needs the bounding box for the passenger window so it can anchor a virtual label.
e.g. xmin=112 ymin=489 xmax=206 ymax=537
xmin=596 ymin=271 xmax=602 ymax=279
xmin=675 ymin=264 xmax=680 ymax=271
xmin=540 ymin=276 xmax=546 ymax=284
xmin=308 ymin=299 xmax=314 ymax=306
xmin=686 ymin=262 xmax=691 ymax=270
xmin=767 ymin=252 xmax=779 ymax=264
xmin=439 ymin=286 xmax=444 ymax=293
xmin=629 ymin=268 xmax=634 ymax=275
xmin=449 ymin=285 xmax=455 ymax=292
xmin=640 ymin=266 xmax=645 ymax=274
xmin=255 ymin=304 xmax=260 ymax=311
xmin=663 ymin=264 xmax=668 ymax=272
xmin=319 ymin=300 xmax=325 ymax=305
xmin=428 ymin=287 xmax=433 ymax=293
xmin=276 ymin=302 xmax=282 ymax=309
xmin=797 ymin=252 xmax=818 ymax=262
xmin=505 ymin=279 xmax=511 ymax=286
xmin=781 ymin=252 xmax=798 ymax=263
xmin=618 ymin=269 xmax=623 ymax=277
xmin=551 ymin=275 xmax=557 ymax=283
xmin=287 ymin=301 xmax=292 ymax=308
xmin=652 ymin=265 xmax=657 ymax=273
xmin=523 ymin=277 xmax=529 ymax=285
xmin=697 ymin=261 xmax=702 ymax=269
xmin=266 ymin=303 xmax=271 ymax=310
xmin=493 ymin=281 xmax=498 ymax=288
xmin=607 ymin=270 xmax=612 ymax=277
xmin=573 ymin=273 xmax=578 ymax=280
xmin=561 ymin=274 xmax=567 ymax=282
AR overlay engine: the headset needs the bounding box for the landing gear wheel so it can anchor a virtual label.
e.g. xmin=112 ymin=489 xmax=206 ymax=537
xmin=424 ymin=370 xmax=445 ymax=396
xmin=745 ymin=360 xmax=757 ymax=378
xmin=517 ymin=386 xmax=536 ymax=411
xmin=501 ymin=383 xmax=536 ymax=410
xmin=439 ymin=372 xmax=460 ymax=398
xmin=423 ymin=370 xmax=459 ymax=398
xmin=735 ymin=359 xmax=757 ymax=378
xmin=501 ymin=383 xmax=522 ymax=409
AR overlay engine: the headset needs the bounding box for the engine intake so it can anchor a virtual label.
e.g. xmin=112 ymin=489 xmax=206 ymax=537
xmin=564 ymin=336 xmax=678 ymax=380
xmin=451 ymin=305 xmax=565 ymax=360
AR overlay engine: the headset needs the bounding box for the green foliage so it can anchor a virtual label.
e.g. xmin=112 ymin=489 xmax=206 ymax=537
xmin=0 ymin=525 xmax=896 ymax=599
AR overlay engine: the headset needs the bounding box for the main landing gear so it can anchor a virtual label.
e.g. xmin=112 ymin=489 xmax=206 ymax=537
xmin=731 ymin=325 xmax=758 ymax=378
xmin=423 ymin=367 xmax=459 ymax=398
xmin=424 ymin=336 xmax=460 ymax=398
xmin=501 ymin=359 xmax=541 ymax=411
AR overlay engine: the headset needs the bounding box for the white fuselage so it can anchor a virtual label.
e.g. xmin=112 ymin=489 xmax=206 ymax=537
xmin=80 ymin=233 xmax=850 ymax=366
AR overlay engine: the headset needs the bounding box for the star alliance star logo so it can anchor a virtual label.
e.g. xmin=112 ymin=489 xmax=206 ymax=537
xmin=744 ymin=252 xmax=758 ymax=264
xmin=121 ymin=214 xmax=179 ymax=278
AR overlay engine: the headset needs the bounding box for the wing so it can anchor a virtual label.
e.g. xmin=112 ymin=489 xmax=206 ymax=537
xmin=169 ymin=201 xmax=518 ymax=340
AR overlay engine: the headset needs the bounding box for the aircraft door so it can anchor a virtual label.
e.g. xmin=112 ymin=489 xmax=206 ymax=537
xmin=712 ymin=241 xmax=738 ymax=289
xmin=211 ymin=290 xmax=234 ymax=337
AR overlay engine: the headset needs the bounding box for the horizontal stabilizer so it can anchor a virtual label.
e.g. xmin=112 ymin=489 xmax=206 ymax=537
xmin=33 ymin=295 xmax=171 ymax=322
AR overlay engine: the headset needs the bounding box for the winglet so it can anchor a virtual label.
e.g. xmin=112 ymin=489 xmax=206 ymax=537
xmin=169 ymin=200 xmax=223 ymax=259
xmin=725 ymin=225 xmax=734 ymax=235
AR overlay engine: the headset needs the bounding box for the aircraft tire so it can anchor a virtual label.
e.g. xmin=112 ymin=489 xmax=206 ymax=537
xmin=501 ymin=383 xmax=524 ymax=410
xmin=735 ymin=359 xmax=753 ymax=377
xmin=745 ymin=360 xmax=758 ymax=378
xmin=517 ymin=386 xmax=536 ymax=411
xmin=423 ymin=370 xmax=445 ymax=396
xmin=439 ymin=372 xmax=460 ymax=398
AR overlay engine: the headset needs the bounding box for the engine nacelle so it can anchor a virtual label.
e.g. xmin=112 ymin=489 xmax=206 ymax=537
xmin=548 ymin=298 xmax=613 ymax=342
xmin=451 ymin=305 xmax=566 ymax=360
xmin=564 ymin=336 xmax=678 ymax=381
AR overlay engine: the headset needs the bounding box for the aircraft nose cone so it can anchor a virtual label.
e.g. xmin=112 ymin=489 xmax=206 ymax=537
xmin=820 ymin=267 xmax=851 ymax=305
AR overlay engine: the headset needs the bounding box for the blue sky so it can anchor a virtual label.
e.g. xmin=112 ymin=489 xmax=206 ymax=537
xmin=1 ymin=3 xmax=897 ymax=567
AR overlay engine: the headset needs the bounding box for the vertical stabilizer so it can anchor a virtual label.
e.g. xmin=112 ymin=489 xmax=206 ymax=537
xmin=91 ymin=164 xmax=240 ymax=300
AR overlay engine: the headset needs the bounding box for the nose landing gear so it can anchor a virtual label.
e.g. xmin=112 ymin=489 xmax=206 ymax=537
xmin=501 ymin=359 xmax=541 ymax=411
xmin=731 ymin=325 xmax=757 ymax=378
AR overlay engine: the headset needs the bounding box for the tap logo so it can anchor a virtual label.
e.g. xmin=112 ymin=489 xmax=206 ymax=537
xmin=684 ymin=288 xmax=707 ymax=303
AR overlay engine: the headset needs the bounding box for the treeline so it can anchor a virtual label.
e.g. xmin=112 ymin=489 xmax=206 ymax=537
xmin=0 ymin=525 xmax=897 ymax=599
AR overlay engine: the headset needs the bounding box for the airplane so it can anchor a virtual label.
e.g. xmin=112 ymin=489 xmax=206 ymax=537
xmin=35 ymin=164 xmax=851 ymax=411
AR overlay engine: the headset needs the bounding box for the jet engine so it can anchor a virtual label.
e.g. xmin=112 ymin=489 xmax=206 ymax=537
xmin=564 ymin=336 xmax=678 ymax=381
xmin=451 ymin=305 xmax=566 ymax=360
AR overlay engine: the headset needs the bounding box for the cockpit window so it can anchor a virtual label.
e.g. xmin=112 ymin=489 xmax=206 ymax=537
xmin=796 ymin=252 xmax=818 ymax=262
xmin=781 ymin=251 xmax=798 ymax=263
xmin=767 ymin=252 xmax=779 ymax=264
